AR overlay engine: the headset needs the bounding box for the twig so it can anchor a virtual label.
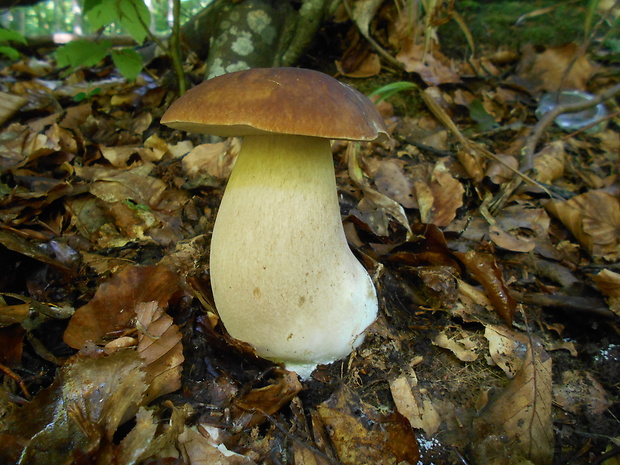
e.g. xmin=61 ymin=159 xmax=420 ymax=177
xmin=0 ymin=362 xmax=31 ymax=399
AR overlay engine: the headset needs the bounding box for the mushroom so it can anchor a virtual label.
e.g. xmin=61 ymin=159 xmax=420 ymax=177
xmin=161 ymin=67 xmax=388 ymax=378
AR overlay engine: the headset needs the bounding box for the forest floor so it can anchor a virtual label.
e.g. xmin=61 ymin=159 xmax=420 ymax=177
xmin=1 ymin=2 xmax=619 ymax=465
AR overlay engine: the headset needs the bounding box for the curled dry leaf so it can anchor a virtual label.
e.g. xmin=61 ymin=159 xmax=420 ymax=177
xmin=136 ymin=301 xmax=185 ymax=405
xmin=183 ymin=139 xmax=240 ymax=181
xmin=232 ymin=370 xmax=302 ymax=429
xmin=433 ymin=329 xmax=480 ymax=362
xmin=589 ymin=269 xmax=620 ymax=317
xmin=178 ymin=426 xmax=254 ymax=465
xmin=390 ymin=374 xmax=441 ymax=437
xmin=545 ymin=191 xmax=620 ymax=261
xmin=532 ymin=140 xmax=565 ymax=184
xmin=484 ymin=325 xmax=530 ymax=378
xmin=373 ymin=159 xmax=417 ymax=209
xmin=489 ymin=203 xmax=551 ymax=253
xmin=64 ymin=265 xmax=180 ymax=349
xmin=409 ymin=161 xmax=465 ymax=227
xmin=454 ymin=250 xmax=517 ymax=325
xmin=473 ymin=338 xmax=554 ymax=465
xmin=396 ymin=38 xmax=461 ymax=85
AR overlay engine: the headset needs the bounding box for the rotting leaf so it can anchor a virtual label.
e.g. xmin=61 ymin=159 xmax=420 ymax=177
xmin=317 ymin=385 xmax=419 ymax=465
xmin=63 ymin=264 xmax=180 ymax=349
xmin=473 ymin=337 xmax=553 ymax=465
xmin=454 ymin=250 xmax=517 ymax=325
xmin=0 ymin=350 xmax=147 ymax=465
xmin=554 ymin=370 xmax=612 ymax=416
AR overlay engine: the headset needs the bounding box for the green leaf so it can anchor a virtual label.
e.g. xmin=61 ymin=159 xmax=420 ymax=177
xmin=0 ymin=27 xmax=26 ymax=45
xmin=56 ymin=39 xmax=112 ymax=69
xmin=117 ymin=0 xmax=151 ymax=44
xmin=86 ymin=0 xmax=151 ymax=44
xmin=84 ymin=0 xmax=117 ymax=31
xmin=468 ymin=99 xmax=499 ymax=132
xmin=369 ymin=81 xmax=417 ymax=103
xmin=111 ymin=48 xmax=143 ymax=81
xmin=0 ymin=45 xmax=20 ymax=60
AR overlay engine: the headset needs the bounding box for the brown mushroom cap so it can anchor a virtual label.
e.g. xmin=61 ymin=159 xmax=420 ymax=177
xmin=161 ymin=67 xmax=389 ymax=142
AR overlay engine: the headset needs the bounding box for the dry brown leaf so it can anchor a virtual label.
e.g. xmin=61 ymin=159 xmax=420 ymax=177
xmin=554 ymin=370 xmax=612 ymax=416
xmin=473 ymin=338 xmax=554 ymax=465
xmin=373 ymin=159 xmax=416 ymax=208
xmin=545 ymin=191 xmax=620 ymax=260
xmin=485 ymin=154 xmax=519 ymax=185
xmin=136 ymin=301 xmax=185 ymax=404
xmin=408 ymin=161 xmax=465 ymax=226
xmin=336 ymin=52 xmax=382 ymax=78
xmin=433 ymin=329 xmax=480 ymax=362
xmin=0 ymin=91 xmax=28 ymax=126
xmin=396 ymin=38 xmax=460 ymax=85
xmin=64 ymin=265 xmax=180 ymax=349
xmin=515 ymin=43 xmax=594 ymax=92
xmin=179 ymin=426 xmax=254 ymax=465
xmin=484 ymin=325 xmax=530 ymax=378
xmin=489 ymin=203 xmax=551 ymax=253
xmin=183 ymin=139 xmax=240 ymax=180
xmin=117 ymin=405 xmax=187 ymax=465
xmin=532 ymin=140 xmax=565 ymax=184
xmin=355 ymin=187 xmax=412 ymax=236
xmin=317 ymin=385 xmax=419 ymax=465
xmin=232 ymin=370 xmax=302 ymax=429
xmin=590 ymin=269 xmax=620 ymax=316
xmin=390 ymin=374 xmax=441 ymax=437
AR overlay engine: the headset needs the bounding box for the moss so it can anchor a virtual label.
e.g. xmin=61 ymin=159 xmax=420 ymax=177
xmin=439 ymin=0 xmax=590 ymax=56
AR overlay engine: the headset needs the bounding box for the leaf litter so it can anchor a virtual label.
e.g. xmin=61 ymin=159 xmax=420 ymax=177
xmin=0 ymin=3 xmax=619 ymax=465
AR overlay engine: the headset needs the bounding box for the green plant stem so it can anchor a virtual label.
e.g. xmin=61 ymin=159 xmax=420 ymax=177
xmin=129 ymin=0 xmax=186 ymax=94
xmin=170 ymin=0 xmax=186 ymax=95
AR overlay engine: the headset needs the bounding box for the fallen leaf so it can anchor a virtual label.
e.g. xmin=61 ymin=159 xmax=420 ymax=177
xmin=63 ymin=265 xmax=180 ymax=349
xmin=454 ymin=250 xmax=517 ymax=325
xmin=545 ymin=191 xmax=620 ymax=260
xmin=317 ymin=385 xmax=419 ymax=465
xmin=589 ymin=269 xmax=620 ymax=317
xmin=0 ymin=350 xmax=147 ymax=464
xmin=515 ymin=43 xmax=593 ymax=92
xmin=390 ymin=374 xmax=441 ymax=437
xmin=433 ymin=329 xmax=480 ymax=362
xmin=484 ymin=325 xmax=530 ymax=378
xmin=136 ymin=301 xmax=185 ymax=404
xmin=473 ymin=338 xmax=554 ymax=465
xmin=554 ymin=370 xmax=612 ymax=416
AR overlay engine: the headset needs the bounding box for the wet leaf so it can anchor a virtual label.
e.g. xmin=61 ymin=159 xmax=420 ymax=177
xmin=454 ymin=250 xmax=517 ymax=325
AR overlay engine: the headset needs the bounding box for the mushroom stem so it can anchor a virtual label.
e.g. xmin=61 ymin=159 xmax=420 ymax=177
xmin=210 ymin=134 xmax=377 ymax=378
